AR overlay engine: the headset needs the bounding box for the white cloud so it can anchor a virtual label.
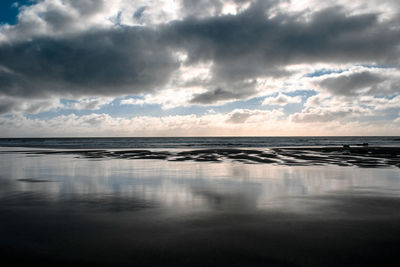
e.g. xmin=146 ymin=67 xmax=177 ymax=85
xmin=0 ymin=0 xmax=187 ymax=43
xmin=262 ymin=93 xmax=302 ymax=106
xmin=225 ymin=108 xmax=284 ymax=124
xmin=64 ymin=97 xmax=114 ymax=110
xmin=0 ymin=109 xmax=283 ymax=137
xmin=120 ymin=98 xmax=146 ymax=105
xmin=290 ymin=106 xmax=369 ymax=123
xmin=275 ymin=0 xmax=400 ymax=22
xmin=360 ymin=95 xmax=400 ymax=110
xmin=0 ymin=0 xmax=117 ymax=42
xmin=1 ymin=108 xmax=399 ymax=137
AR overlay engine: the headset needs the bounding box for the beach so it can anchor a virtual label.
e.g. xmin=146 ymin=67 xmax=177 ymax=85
xmin=1 ymin=145 xmax=400 ymax=266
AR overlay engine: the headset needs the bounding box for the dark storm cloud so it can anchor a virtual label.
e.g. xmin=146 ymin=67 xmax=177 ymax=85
xmin=0 ymin=0 xmax=400 ymax=101
xmin=165 ymin=4 xmax=400 ymax=83
xmin=0 ymin=97 xmax=17 ymax=114
xmin=163 ymin=2 xmax=400 ymax=100
xmin=0 ymin=27 xmax=179 ymax=98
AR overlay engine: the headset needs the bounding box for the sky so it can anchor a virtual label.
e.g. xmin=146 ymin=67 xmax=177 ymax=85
xmin=0 ymin=0 xmax=399 ymax=137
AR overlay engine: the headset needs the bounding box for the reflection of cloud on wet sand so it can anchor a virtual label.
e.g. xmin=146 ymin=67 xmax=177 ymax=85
xmin=1 ymin=189 xmax=400 ymax=266
xmin=0 ymin=191 xmax=158 ymax=212
xmin=192 ymin=187 xmax=260 ymax=211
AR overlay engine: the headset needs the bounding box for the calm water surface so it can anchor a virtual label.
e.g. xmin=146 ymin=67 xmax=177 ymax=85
xmin=1 ymin=150 xmax=400 ymax=266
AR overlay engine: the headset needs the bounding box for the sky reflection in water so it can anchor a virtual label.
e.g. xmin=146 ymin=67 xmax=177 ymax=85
xmin=1 ymin=152 xmax=399 ymax=214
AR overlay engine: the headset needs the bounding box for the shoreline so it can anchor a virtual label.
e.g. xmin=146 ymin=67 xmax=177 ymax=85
xmin=2 ymin=146 xmax=399 ymax=168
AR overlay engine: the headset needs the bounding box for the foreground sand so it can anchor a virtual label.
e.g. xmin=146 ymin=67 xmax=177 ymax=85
xmin=2 ymin=195 xmax=400 ymax=266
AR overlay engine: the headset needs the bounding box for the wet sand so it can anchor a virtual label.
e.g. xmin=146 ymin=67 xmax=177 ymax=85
xmin=6 ymin=146 xmax=400 ymax=168
xmin=1 ymin=193 xmax=400 ymax=266
xmin=2 ymin=196 xmax=400 ymax=266
xmin=0 ymin=148 xmax=400 ymax=266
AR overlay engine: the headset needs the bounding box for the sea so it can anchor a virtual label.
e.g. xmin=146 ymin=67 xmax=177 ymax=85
xmin=0 ymin=136 xmax=399 ymax=149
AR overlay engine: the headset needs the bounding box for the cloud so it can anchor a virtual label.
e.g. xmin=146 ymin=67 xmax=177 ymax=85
xmin=1 ymin=107 xmax=398 ymax=137
xmin=0 ymin=0 xmax=115 ymax=42
xmin=120 ymin=98 xmax=146 ymax=105
xmin=317 ymin=71 xmax=384 ymax=96
xmin=292 ymin=90 xmax=394 ymax=124
xmin=225 ymin=108 xmax=284 ymax=123
xmin=262 ymin=93 xmax=302 ymax=106
xmin=290 ymin=106 xmax=369 ymax=123
xmin=2 ymin=109 xmax=282 ymax=136
xmin=133 ymin=6 xmax=148 ymax=20
xmin=0 ymin=27 xmax=179 ymax=99
xmin=180 ymin=0 xmax=224 ymax=18
xmin=166 ymin=5 xmax=400 ymax=78
xmin=2 ymin=1 xmax=398 ymax=100
xmin=395 ymin=115 xmax=400 ymax=124
xmin=302 ymin=94 xmax=331 ymax=108
xmin=325 ymin=72 xmax=382 ymax=93
xmin=0 ymin=96 xmax=115 ymax=115
xmin=190 ymin=87 xmax=254 ymax=104
xmin=360 ymin=95 xmax=400 ymax=110
xmin=225 ymin=110 xmax=254 ymax=123
xmin=311 ymin=66 xmax=400 ymax=97
xmin=162 ymin=3 xmax=400 ymax=103
xmin=179 ymin=0 xmax=256 ymax=18
xmin=0 ymin=96 xmax=61 ymax=115
xmin=0 ymin=97 xmax=17 ymax=114
xmin=64 ymin=97 xmax=114 ymax=110
xmin=0 ymin=0 xmax=399 ymax=120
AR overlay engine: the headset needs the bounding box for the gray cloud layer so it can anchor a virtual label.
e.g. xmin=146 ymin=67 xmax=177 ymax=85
xmin=0 ymin=28 xmax=178 ymax=98
xmin=166 ymin=4 xmax=399 ymax=78
xmin=319 ymin=72 xmax=384 ymax=96
xmin=0 ymin=0 xmax=399 ymax=103
xmin=316 ymin=70 xmax=400 ymax=96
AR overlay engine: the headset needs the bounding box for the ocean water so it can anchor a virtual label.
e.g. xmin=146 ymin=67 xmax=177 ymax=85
xmin=0 ymin=136 xmax=399 ymax=149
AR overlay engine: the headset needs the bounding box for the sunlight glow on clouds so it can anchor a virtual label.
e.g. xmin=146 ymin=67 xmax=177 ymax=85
xmin=0 ymin=0 xmax=399 ymax=136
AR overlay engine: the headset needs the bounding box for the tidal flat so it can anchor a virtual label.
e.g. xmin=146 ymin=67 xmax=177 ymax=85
xmin=1 ymin=148 xmax=400 ymax=266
